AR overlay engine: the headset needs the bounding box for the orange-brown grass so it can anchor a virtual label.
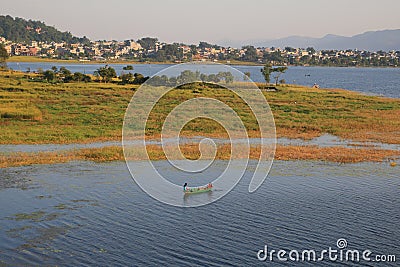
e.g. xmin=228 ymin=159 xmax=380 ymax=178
xmin=1 ymin=144 xmax=399 ymax=168
xmin=0 ymin=146 xmax=124 ymax=168
xmin=264 ymin=84 xmax=400 ymax=144
xmin=274 ymin=145 xmax=399 ymax=163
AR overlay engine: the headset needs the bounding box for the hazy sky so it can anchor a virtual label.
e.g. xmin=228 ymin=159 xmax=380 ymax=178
xmin=2 ymin=0 xmax=399 ymax=45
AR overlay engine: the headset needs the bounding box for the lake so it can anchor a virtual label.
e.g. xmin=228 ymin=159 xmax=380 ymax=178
xmin=7 ymin=62 xmax=400 ymax=98
xmin=0 ymin=160 xmax=399 ymax=266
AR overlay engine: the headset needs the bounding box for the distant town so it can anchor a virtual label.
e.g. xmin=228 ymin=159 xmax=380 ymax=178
xmin=1 ymin=36 xmax=399 ymax=67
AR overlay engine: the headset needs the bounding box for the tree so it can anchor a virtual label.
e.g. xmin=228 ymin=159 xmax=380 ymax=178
xmin=133 ymin=73 xmax=149 ymax=84
xmin=163 ymin=43 xmax=183 ymax=61
xmin=206 ymin=74 xmax=220 ymax=83
xmin=177 ymin=70 xmax=200 ymax=84
xmin=190 ymin=44 xmax=198 ymax=55
xmin=198 ymin=41 xmax=213 ymax=50
xmin=73 ymin=72 xmax=84 ymax=82
xmin=59 ymin=66 xmax=72 ymax=82
xmin=272 ymin=66 xmax=288 ymax=85
xmin=307 ymin=47 xmax=316 ymax=54
xmin=224 ymin=72 xmax=234 ymax=83
xmin=120 ymin=72 xmax=134 ymax=84
xmin=94 ymin=65 xmax=117 ymax=83
xmin=261 ymin=63 xmax=272 ymax=84
xmin=0 ymin=43 xmax=8 ymax=68
xmin=147 ymin=74 xmax=169 ymax=86
xmin=43 ymin=70 xmax=55 ymax=82
xmin=123 ymin=65 xmax=134 ymax=70
xmin=285 ymin=47 xmax=296 ymax=52
xmin=154 ymin=50 xmax=166 ymax=61
xmin=217 ymin=71 xmax=234 ymax=83
xmin=73 ymin=72 xmax=91 ymax=82
xmin=242 ymin=46 xmax=258 ymax=62
xmin=263 ymin=51 xmax=284 ymax=64
xmin=137 ymin=37 xmax=158 ymax=51
xmin=261 ymin=63 xmax=288 ymax=85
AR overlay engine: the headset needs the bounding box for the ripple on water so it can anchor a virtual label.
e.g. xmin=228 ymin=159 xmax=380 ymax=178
xmin=0 ymin=160 xmax=399 ymax=266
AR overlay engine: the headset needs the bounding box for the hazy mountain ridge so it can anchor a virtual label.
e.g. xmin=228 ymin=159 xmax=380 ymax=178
xmin=1 ymin=14 xmax=398 ymax=51
xmin=222 ymin=30 xmax=400 ymax=51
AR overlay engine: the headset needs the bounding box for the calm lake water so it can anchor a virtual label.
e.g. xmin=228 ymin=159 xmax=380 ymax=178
xmin=7 ymin=62 xmax=400 ymax=98
xmin=0 ymin=160 xmax=399 ymax=266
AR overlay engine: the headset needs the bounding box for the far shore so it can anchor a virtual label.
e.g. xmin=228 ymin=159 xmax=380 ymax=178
xmin=7 ymin=56 xmax=400 ymax=68
xmin=6 ymin=56 xmax=263 ymax=66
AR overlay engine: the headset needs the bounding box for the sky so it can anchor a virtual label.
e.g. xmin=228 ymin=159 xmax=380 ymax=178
xmin=1 ymin=0 xmax=400 ymax=45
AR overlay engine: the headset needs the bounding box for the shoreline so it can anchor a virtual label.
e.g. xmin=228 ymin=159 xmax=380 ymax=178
xmin=1 ymin=144 xmax=399 ymax=168
xmin=7 ymin=56 xmax=262 ymax=66
xmin=6 ymin=56 xmax=400 ymax=68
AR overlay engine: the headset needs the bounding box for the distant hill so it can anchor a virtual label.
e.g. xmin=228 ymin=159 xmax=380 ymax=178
xmin=0 ymin=15 xmax=90 ymax=44
xmin=222 ymin=30 xmax=400 ymax=51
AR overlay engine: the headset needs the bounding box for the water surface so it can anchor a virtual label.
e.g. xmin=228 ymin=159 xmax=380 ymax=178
xmin=0 ymin=160 xmax=398 ymax=266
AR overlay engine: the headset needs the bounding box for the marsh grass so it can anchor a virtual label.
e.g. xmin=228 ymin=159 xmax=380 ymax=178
xmin=1 ymin=144 xmax=399 ymax=168
xmin=0 ymin=99 xmax=42 ymax=121
xmin=0 ymin=72 xmax=400 ymax=145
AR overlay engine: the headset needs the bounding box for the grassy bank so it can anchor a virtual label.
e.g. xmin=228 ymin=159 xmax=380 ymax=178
xmin=1 ymin=144 xmax=399 ymax=168
xmin=1 ymin=70 xmax=400 ymax=145
xmin=1 ymin=68 xmax=400 ymax=167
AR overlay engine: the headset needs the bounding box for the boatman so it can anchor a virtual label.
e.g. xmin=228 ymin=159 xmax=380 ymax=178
xmin=183 ymin=182 xmax=188 ymax=191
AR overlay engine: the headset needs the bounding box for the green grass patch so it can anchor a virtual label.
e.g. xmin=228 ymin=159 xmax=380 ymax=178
xmin=0 ymin=71 xmax=400 ymax=144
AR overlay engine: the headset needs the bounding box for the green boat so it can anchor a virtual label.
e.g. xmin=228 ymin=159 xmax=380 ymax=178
xmin=183 ymin=183 xmax=213 ymax=194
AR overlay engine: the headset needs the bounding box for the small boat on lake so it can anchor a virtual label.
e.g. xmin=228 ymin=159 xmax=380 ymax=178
xmin=183 ymin=182 xmax=213 ymax=194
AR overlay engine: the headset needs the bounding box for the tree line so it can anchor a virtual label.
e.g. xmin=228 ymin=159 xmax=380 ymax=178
xmin=34 ymin=65 xmax=149 ymax=85
xmin=147 ymin=70 xmax=235 ymax=87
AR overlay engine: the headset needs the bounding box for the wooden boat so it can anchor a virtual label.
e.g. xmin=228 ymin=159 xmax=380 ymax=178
xmin=183 ymin=183 xmax=213 ymax=194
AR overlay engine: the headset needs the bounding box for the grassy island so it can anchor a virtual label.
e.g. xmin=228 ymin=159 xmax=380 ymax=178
xmin=0 ymin=70 xmax=399 ymax=167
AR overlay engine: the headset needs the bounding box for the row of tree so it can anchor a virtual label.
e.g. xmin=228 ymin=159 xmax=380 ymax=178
xmin=146 ymin=67 xmax=287 ymax=87
xmin=147 ymin=70 xmax=235 ymax=87
xmin=37 ymin=65 xmax=150 ymax=85
xmin=41 ymin=66 xmax=92 ymax=83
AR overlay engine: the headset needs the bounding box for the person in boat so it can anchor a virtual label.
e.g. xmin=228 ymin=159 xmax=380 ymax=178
xmin=183 ymin=182 xmax=188 ymax=191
